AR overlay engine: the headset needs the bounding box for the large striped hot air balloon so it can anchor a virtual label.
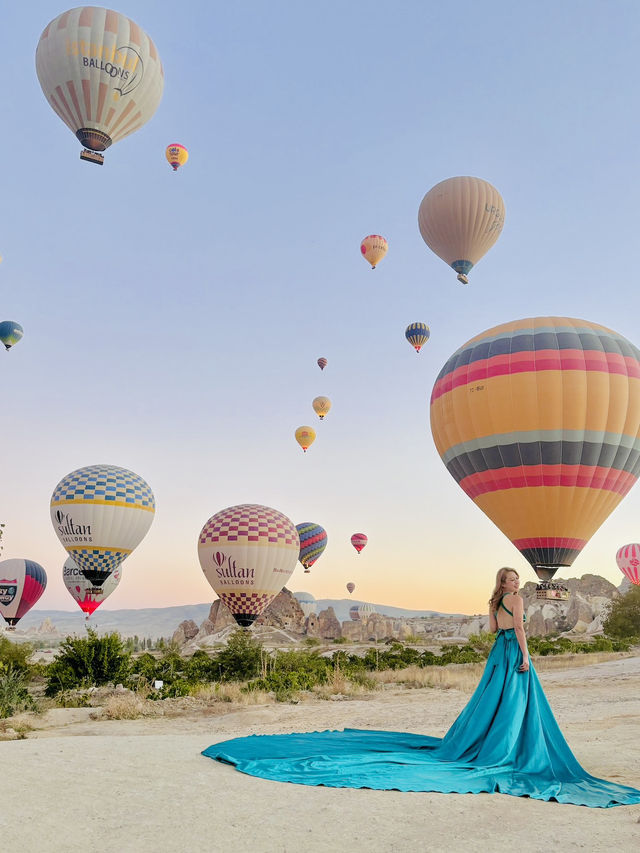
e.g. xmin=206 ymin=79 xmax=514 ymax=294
xmin=295 ymin=522 xmax=327 ymax=572
xmin=616 ymin=544 xmax=640 ymax=586
xmin=198 ymin=504 xmax=299 ymax=627
xmin=430 ymin=317 xmax=640 ymax=586
xmin=36 ymin=7 xmax=164 ymax=165
xmin=50 ymin=464 xmax=155 ymax=586
xmin=418 ymin=177 xmax=505 ymax=284
xmin=405 ymin=322 xmax=430 ymax=353
xmin=0 ymin=559 xmax=47 ymax=628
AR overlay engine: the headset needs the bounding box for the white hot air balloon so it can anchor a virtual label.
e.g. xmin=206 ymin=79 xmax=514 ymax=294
xmin=36 ymin=7 xmax=164 ymax=164
xmin=63 ymin=557 xmax=122 ymax=618
xmin=50 ymin=464 xmax=155 ymax=586
xmin=198 ymin=504 xmax=300 ymax=627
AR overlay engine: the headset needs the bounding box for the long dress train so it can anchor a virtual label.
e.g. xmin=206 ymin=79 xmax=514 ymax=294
xmin=202 ymin=629 xmax=640 ymax=807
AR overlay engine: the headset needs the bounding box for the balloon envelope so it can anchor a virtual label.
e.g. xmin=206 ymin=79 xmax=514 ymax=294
xmin=198 ymin=504 xmax=299 ymax=626
xmin=349 ymin=602 xmax=375 ymax=621
xmin=0 ymin=321 xmax=24 ymax=350
xmin=430 ymin=317 xmax=640 ymax=581
xmin=63 ymin=557 xmax=122 ymax=616
xmin=0 ymin=559 xmax=47 ymax=627
xmin=351 ymin=533 xmax=368 ymax=553
xmin=166 ymin=143 xmax=188 ymax=171
xmin=346 ymin=582 xmax=355 ymax=594
xmin=50 ymin=464 xmax=155 ymax=585
xmin=312 ymin=396 xmax=331 ymax=420
xmin=360 ymin=235 xmax=388 ymax=269
xmin=616 ymin=544 xmax=640 ymax=586
xmin=317 ymin=357 xmax=327 ymax=371
xmin=295 ymin=426 xmax=316 ymax=452
xmin=418 ymin=177 xmax=505 ymax=283
xmin=295 ymin=522 xmax=327 ymax=571
xmin=405 ymin=322 xmax=430 ymax=353
xmin=36 ymin=7 xmax=164 ymax=161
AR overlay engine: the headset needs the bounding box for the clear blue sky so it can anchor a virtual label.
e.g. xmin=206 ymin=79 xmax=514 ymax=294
xmin=2 ymin=1 xmax=640 ymax=615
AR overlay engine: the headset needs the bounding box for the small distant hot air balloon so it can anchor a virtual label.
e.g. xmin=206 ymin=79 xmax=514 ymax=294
xmin=35 ymin=7 xmax=164 ymax=165
xmin=166 ymin=143 xmax=188 ymax=171
xmin=405 ymin=323 xmax=430 ymax=353
xmin=317 ymin=357 xmax=327 ymax=371
xmin=198 ymin=504 xmax=299 ymax=627
xmin=360 ymin=235 xmax=388 ymax=269
xmin=296 ymin=523 xmax=327 ymax=572
xmin=351 ymin=533 xmax=368 ymax=554
xmin=0 ymin=559 xmax=47 ymax=628
xmin=63 ymin=557 xmax=122 ymax=618
xmin=50 ymin=464 xmax=155 ymax=586
xmin=349 ymin=602 xmax=375 ymax=621
xmin=295 ymin=426 xmax=316 ymax=452
xmin=312 ymin=396 xmax=331 ymax=420
xmin=346 ymin=582 xmax=355 ymax=595
xmin=616 ymin=544 xmax=640 ymax=586
xmin=0 ymin=523 xmax=5 ymax=553
xmin=0 ymin=321 xmax=24 ymax=351
xmin=418 ymin=177 xmax=505 ymax=284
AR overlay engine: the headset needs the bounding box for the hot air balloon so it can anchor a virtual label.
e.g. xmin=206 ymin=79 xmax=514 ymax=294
xmin=312 ymin=396 xmax=331 ymax=420
xmin=166 ymin=143 xmax=188 ymax=171
xmin=0 ymin=559 xmax=47 ymax=628
xmin=63 ymin=557 xmax=122 ymax=618
xmin=317 ymin=357 xmax=327 ymax=371
xmin=346 ymin=582 xmax=355 ymax=595
xmin=295 ymin=523 xmax=327 ymax=572
xmin=0 ymin=321 xmax=24 ymax=351
xmin=349 ymin=602 xmax=375 ymax=621
xmin=418 ymin=177 xmax=505 ymax=284
xmin=0 ymin=523 xmax=5 ymax=553
xmin=360 ymin=235 xmax=388 ymax=269
xmin=198 ymin=504 xmax=299 ymax=627
xmin=36 ymin=7 xmax=164 ymax=165
xmin=405 ymin=323 xmax=430 ymax=353
xmin=351 ymin=533 xmax=368 ymax=554
xmin=616 ymin=544 xmax=640 ymax=586
xmin=430 ymin=317 xmax=640 ymax=594
xmin=50 ymin=464 xmax=155 ymax=586
xmin=295 ymin=426 xmax=316 ymax=452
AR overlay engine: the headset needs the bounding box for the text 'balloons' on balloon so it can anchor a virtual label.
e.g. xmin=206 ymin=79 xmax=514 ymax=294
xmin=165 ymin=143 xmax=188 ymax=171
xmin=418 ymin=177 xmax=505 ymax=284
xmin=312 ymin=396 xmax=331 ymax=420
xmin=198 ymin=504 xmax=300 ymax=627
xmin=0 ymin=559 xmax=47 ymax=628
xmin=616 ymin=544 xmax=640 ymax=586
xmin=63 ymin=557 xmax=122 ymax=617
xmin=295 ymin=426 xmax=316 ymax=452
xmin=360 ymin=235 xmax=388 ymax=269
xmin=0 ymin=321 xmax=24 ymax=351
xmin=50 ymin=464 xmax=155 ymax=586
xmin=351 ymin=533 xmax=368 ymax=554
xmin=405 ymin=322 xmax=430 ymax=353
xmin=346 ymin=582 xmax=355 ymax=595
xmin=317 ymin=357 xmax=328 ymax=371
xmin=295 ymin=523 xmax=327 ymax=572
xmin=430 ymin=316 xmax=640 ymax=583
xmin=35 ymin=7 xmax=164 ymax=165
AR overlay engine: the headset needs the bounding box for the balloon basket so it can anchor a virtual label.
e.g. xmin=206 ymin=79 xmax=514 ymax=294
xmin=80 ymin=149 xmax=104 ymax=165
xmin=535 ymin=582 xmax=569 ymax=601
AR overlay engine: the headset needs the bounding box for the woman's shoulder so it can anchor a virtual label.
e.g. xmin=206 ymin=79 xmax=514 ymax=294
xmin=504 ymin=592 xmax=523 ymax=609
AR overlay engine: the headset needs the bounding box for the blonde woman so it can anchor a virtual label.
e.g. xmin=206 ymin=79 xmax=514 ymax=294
xmin=203 ymin=567 xmax=640 ymax=807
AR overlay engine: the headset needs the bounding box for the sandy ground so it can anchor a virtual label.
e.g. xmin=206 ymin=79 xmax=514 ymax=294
xmin=1 ymin=656 xmax=639 ymax=853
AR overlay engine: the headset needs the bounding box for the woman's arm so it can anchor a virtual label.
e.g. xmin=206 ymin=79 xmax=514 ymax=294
xmin=488 ymin=607 xmax=497 ymax=633
xmin=511 ymin=595 xmax=529 ymax=672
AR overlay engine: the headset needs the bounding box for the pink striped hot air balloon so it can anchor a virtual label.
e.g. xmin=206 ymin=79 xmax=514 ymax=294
xmin=0 ymin=559 xmax=47 ymax=628
xmin=317 ymin=357 xmax=327 ymax=371
xmin=616 ymin=544 xmax=640 ymax=585
xmin=351 ymin=533 xmax=368 ymax=554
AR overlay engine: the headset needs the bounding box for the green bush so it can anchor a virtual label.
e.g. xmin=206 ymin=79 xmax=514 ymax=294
xmin=44 ymin=629 xmax=131 ymax=697
xmin=213 ymin=629 xmax=264 ymax=681
xmin=0 ymin=665 xmax=36 ymax=718
xmin=603 ymin=586 xmax=640 ymax=640
xmin=0 ymin=636 xmax=34 ymax=675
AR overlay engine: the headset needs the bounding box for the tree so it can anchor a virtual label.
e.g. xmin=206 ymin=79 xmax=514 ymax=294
xmin=214 ymin=629 xmax=264 ymax=681
xmin=602 ymin=586 xmax=640 ymax=639
xmin=44 ymin=629 xmax=131 ymax=696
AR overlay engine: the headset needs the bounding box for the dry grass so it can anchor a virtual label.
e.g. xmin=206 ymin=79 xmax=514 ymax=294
xmin=372 ymin=664 xmax=484 ymax=692
xmin=531 ymin=651 xmax=629 ymax=672
xmin=311 ymin=669 xmax=379 ymax=700
xmin=191 ymin=682 xmax=273 ymax=705
xmin=102 ymin=692 xmax=156 ymax=720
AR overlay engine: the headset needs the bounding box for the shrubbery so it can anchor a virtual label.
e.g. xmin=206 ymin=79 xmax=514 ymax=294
xmin=44 ymin=629 xmax=131 ymax=697
xmin=602 ymin=585 xmax=640 ymax=641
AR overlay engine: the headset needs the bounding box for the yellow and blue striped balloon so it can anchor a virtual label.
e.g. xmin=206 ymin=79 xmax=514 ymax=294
xmin=405 ymin=322 xmax=430 ymax=353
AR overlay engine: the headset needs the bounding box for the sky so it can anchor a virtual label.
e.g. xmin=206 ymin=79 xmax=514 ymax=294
xmin=2 ymin=1 xmax=640 ymax=617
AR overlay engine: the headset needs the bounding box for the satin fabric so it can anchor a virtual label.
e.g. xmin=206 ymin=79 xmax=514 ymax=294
xmin=202 ymin=630 xmax=640 ymax=807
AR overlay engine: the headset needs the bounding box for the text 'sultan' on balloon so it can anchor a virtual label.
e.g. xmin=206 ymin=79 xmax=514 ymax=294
xmin=0 ymin=559 xmax=47 ymax=628
xmin=430 ymin=317 xmax=640 ymax=581
xmin=418 ymin=177 xmax=505 ymax=284
xmin=50 ymin=464 xmax=155 ymax=586
xmin=198 ymin=504 xmax=300 ymax=627
xmin=63 ymin=557 xmax=122 ymax=617
xmin=36 ymin=7 xmax=164 ymax=165
xmin=615 ymin=544 xmax=640 ymax=586
xmin=295 ymin=522 xmax=327 ymax=572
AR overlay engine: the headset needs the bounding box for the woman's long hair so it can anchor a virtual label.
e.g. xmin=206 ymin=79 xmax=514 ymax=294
xmin=489 ymin=567 xmax=520 ymax=612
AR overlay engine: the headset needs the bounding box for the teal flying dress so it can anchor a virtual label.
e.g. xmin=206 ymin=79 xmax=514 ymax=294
xmin=202 ymin=627 xmax=640 ymax=807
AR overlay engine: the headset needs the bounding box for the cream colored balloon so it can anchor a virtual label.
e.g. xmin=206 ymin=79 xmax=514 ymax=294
xmin=418 ymin=177 xmax=505 ymax=283
xmin=36 ymin=7 xmax=164 ymax=161
xmin=312 ymin=396 xmax=331 ymax=420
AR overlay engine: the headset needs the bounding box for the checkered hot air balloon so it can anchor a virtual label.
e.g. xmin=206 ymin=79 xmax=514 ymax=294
xmin=50 ymin=464 xmax=155 ymax=586
xmin=0 ymin=559 xmax=47 ymax=628
xmin=295 ymin=523 xmax=327 ymax=572
xmin=616 ymin=544 xmax=640 ymax=586
xmin=198 ymin=504 xmax=300 ymax=627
